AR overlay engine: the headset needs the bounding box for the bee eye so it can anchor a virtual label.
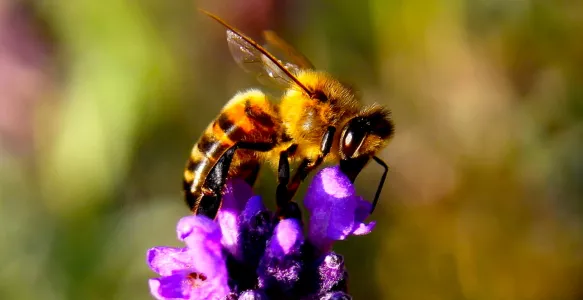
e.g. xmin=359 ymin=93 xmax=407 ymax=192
xmin=341 ymin=120 xmax=368 ymax=158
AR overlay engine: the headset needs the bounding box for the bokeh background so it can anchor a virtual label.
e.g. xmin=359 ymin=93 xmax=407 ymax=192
xmin=1 ymin=0 xmax=582 ymax=299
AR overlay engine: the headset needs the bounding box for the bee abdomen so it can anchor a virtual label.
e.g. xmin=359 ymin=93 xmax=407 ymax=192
xmin=183 ymin=90 xmax=280 ymax=214
xmin=183 ymin=122 xmax=236 ymax=209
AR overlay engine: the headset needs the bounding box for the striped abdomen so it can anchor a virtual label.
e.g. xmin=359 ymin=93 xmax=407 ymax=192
xmin=183 ymin=90 xmax=282 ymax=216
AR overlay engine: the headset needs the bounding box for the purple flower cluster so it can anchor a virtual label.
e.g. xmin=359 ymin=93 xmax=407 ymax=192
xmin=147 ymin=166 xmax=376 ymax=300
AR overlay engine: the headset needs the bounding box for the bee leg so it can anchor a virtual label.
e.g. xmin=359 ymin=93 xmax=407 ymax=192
xmin=276 ymin=150 xmax=290 ymax=204
xmin=283 ymin=126 xmax=336 ymax=201
xmin=319 ymin=126 xmax=336 ymax=157
xmin=275 ymin=157 xmax=323 ymax=220
xmin=274 ymin=126 xmax=337 ymax=218
xmin=196 ymin=142 xmax=275 ymax=219
xmin=370 ymin=156 xmax=389 ymax=214
xmin=195 ymin=147 xmax=238 ymax=218
xmin=275 ymin=144 xmax=300 ymax=203
xmin=276 ymin=144 xmax=305 ymax=219
xmin=285 ymin=158 xmax=320 ymax=198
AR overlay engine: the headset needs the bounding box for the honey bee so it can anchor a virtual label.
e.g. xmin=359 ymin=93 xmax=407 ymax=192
xmin=183 ymin=10 xmax=394 ymax=219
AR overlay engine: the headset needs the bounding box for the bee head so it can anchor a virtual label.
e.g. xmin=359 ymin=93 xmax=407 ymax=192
xmin=339 ymin=105 xmax=394 ymax=161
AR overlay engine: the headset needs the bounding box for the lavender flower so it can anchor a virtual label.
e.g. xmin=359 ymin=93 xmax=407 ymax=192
xmin=148 ymin=216 xmax=230 ymax=299
xmin=304 ymin=166 xmax=376 ymax=253
xmin=147 ymin=166 xmax=376 ymax=299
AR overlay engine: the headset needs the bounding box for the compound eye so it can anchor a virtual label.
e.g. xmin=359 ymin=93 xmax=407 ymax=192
xmin=342 ymin=126 xmax=367 ymax=158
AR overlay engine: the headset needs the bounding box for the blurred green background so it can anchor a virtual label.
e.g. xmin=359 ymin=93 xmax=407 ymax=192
xmin=1 ymin=0 xmax=582 ymax=299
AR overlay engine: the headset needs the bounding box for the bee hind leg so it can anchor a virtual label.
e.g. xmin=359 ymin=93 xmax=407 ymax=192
xmin=195 ymin=147 xmax=238 ymax=218
xmin=196 ymin=141 xmax=275 ymax=219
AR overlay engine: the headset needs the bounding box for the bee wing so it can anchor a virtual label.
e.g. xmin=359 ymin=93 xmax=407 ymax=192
xmin=200 ymin=9 xmax=312 ymax=93
xmin=262 ymin=30 xmax=314 ymax=70
xmin=226 ymin=29 xmax=299 ymax=88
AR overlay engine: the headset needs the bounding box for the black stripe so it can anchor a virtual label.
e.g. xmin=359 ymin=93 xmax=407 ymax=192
xmin=244 ymin=100 xmax=276 ymax=128
xmin=185 ymin=156 xmax=199 ymax=172
xmin=183 ymin=178 xmax=192 ymax=192
xmin=197 ymin=135 xmax=218 ymax=155
xmin=217 ymin=113 xmax=245 ymax=141
xmin=184 ymin=185 xmax=199 ymax=211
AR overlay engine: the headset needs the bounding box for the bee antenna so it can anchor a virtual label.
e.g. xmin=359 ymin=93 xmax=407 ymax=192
xmin=198 ymin=9 xmax=314 ymax=97
xmin=371 ymin=156 xmax=388 ymax=214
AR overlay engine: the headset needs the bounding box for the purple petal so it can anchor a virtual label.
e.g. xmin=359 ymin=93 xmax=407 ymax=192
xmin=353 ymin=197 xmax=372 ymax=222
xmin=149 ymin=273 xmax=191 ymax=300
xmin=217 ymin=209 xmax=239 ymax=257
xmin=350 ymin=221 xmax=376 ymax=235
xmin=176 ymin=216 xmax=221 ymax=245
xmin=220 ymin=178 xmax=254 ymax=214
xmin=147 ymin=247 xmax=193 ymax=276
xmin=304 ymin=167 xmax=355 ymax=205
xmin=350 ymin=197 xmax=376 ymax=235
xmin=304 ymin=166 xmax=375 ymax=251
xmin=177 ymin=216 xmax=222 ymax=258
xmin=241 ymin=196 xmax=266 ymax=223
xmin=147 ymin=244 xmax=228 ymax=297
xmin=177 ymin=244 xmax=225 ymax=280
xmin=149 ymin=270 xmax=230 ymax=300
xmin=270 ymin=219 xmax=303 ymax=256
xmin=148 ymin=214 xmax=232 ymax=299
xmin=188 ymin=274 xmax=230 ymax=300
xmin=239 ymin=210 xmax=275 ymax=267
xmin=217 ymin=179 xmax=255 ymax=257
xmin=257 ymin=220 xmax=304 ymax=292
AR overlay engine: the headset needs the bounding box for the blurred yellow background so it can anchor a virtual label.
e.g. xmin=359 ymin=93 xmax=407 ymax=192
xmin=1 ymin=0 xmax=582 ymax=299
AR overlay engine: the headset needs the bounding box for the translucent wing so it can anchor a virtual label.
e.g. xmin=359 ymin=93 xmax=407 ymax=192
xmin=226 ymin=30 xmax=296 ymax=88
xmin=200 ymin=9 xmax=311 ymax=94
xmin=263 ymin=30 xmax=314 ymax=70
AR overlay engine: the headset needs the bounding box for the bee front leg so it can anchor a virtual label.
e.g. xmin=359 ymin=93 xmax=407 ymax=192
xmin=285 ymin=158 xmax=321 ymax=197
xmin=289 ymin=126 xmax=335 ymax=193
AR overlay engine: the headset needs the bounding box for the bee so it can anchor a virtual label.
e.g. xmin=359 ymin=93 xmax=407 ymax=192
xmin=183 ymin=10 xmax=394 ymax=219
